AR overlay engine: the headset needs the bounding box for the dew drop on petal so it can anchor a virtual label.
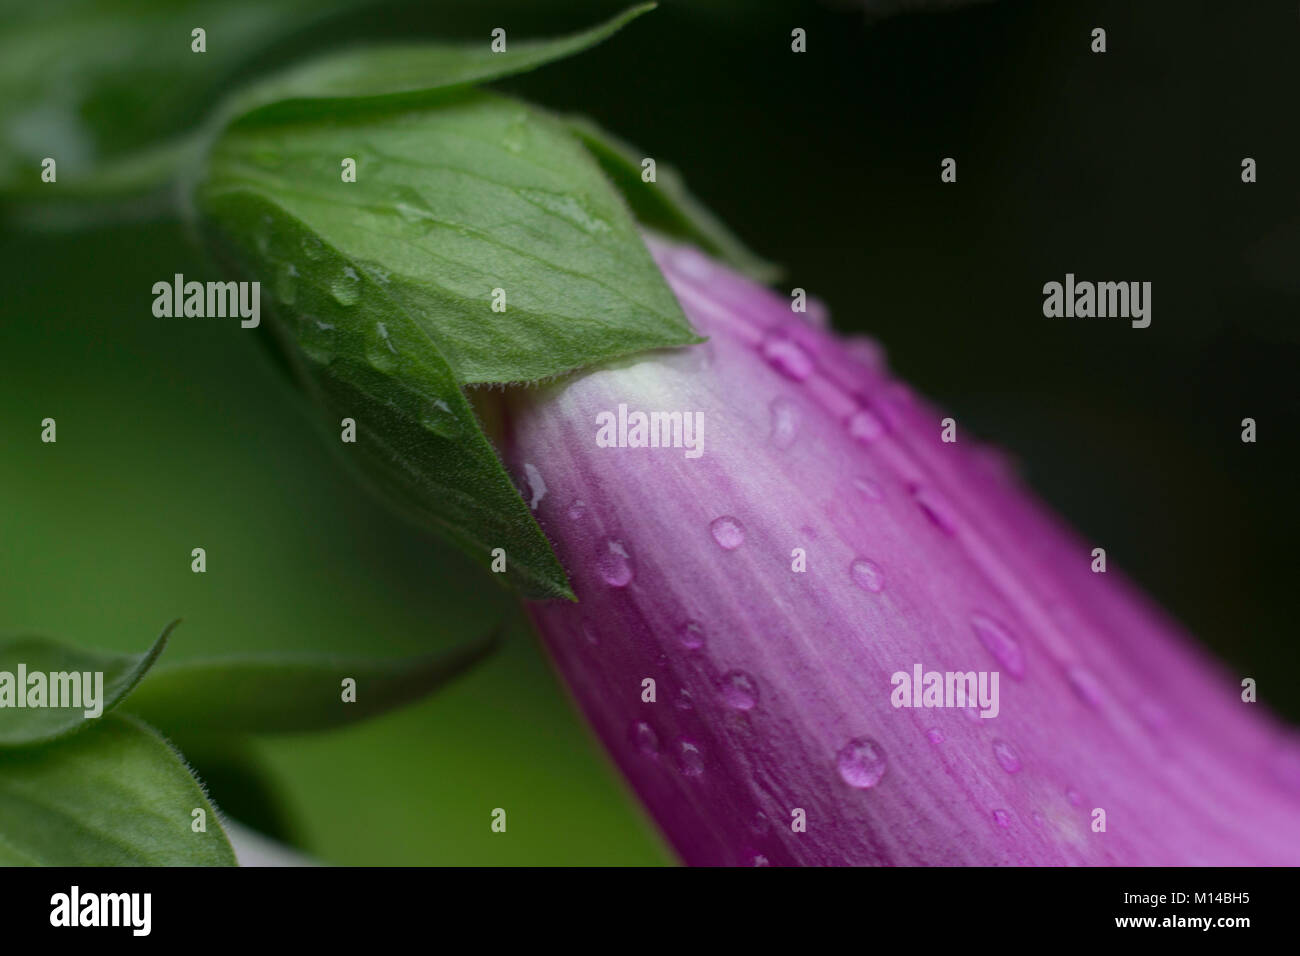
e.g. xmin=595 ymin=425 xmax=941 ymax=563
xmin=596 ymin=540 xmax=634 ymax=587
xmin=971 ymin=612 xmax=1026 ymax=680
xmin=1066 ymin=665 xmax=1103 ymax=709
xmin=992 ymin=739 xmax=1022 ymax=774
xmin=1066 ymin=787 xmax=1083 ymax=807
xmin=836 ymin=737 xmax=887 ymax=789
xmin=853 ymin=476 xmax=884 ymax=500
xmin=749 ymin=811 xmax=771 ymax=836
xmin=580 ymin=619 xmax=600 ymax=647
xmin=845 ymin=335 xmax=887 ymax=371
xmin=675 ymin=739 xmax=705 ymax=777
xmin=769 ymin=397 xmax=800 ymax=449
xmin=992 ymin=809 xmax=1011 ymax=828
xmin=567 ymin=499 xmax=587 ymax=521
xmin=720 ymin=671 xmax=759 ymax=710
xmin=677 ymin=620 xmax=706 ymax=650
xmin=926 ymin=728 xmax=944 ymax=745
xmin=674 ymin=687 xmax=694 ymax=711
xmin=849 ymin=558 xmax=884 ymax=593
xmin=846 ymin=408 xmax=885 ymax=445
xmin=911 ymin=484 xmax=959 ymax=535
xmin=761 ymin=335 xmax=814 ymax=382
xmin=710 ymin=516 xmax=745 ymax=550
xmin=629 ymin=721 xmax=659 ymax=756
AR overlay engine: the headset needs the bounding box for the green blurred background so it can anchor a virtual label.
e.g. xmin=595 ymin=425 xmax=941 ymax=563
xmin=1 ymin=0 xmax=1296 ymax=863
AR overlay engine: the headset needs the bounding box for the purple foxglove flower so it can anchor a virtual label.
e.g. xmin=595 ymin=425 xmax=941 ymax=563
xmin=501 ymin=235 xmax=1300 ymax=866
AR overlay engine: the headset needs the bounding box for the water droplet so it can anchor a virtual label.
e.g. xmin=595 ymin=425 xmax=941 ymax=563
xmin=275 ymin=262 xmax=298 ymax=305
xmin=970 ymin=613 xmax=1025 ymax=680
xmin=596 ymin=539 xmax=633 ymax=587
xmin=845 ymin=335 xmax=887 ymax=371
xmin=926 ymin=728 xmax=944 ymax=744
xmin=629 ymin=721 xmax=659 ymax=756
xmin=761 ymin=335 xmax=814 ymax=382
xmin=910 ymin=484 xmax=958 ymax=535
xmin=395 ymin=201 xmax=435 ymax=229
xmin=769 ymin=397 xmax=800 ymax=449
xmin=365 ymin=323 xmax=398 ymax=372
xmin=846 ymin=408 xmax=885 ymax=444
xmin=522 ymin=463 xmax=547 ymax=510
xmin=992 ymin=809 xmax=1011 ymax=828
xmin=992 ymin=739 xmax=1022 ymax=774
xmin=835 ymin=737 xmax=887 ymax=789
xmin=853 ymin=476 xmax=883 ymax=500
xmin=674 ymin=687 xmax=694 ymax=711
xmin=720 ymin=671 xmax=759 ymax=710
xmin=567 ymin=499 xmax=587 ymax=521
xmin=749 ymin=811 xmax=771 ymax=836
xmin=299 ymin=343 xmax=332 ymax=365
xmin=709 ymin=516 xmax=745 ymax=551
xmin=518 ymin=187 xmax=610 ymax=234
xmin=677 ymin=620 xmax=706 ymax=650
xmin=849 ymin=558 xmax=884 ymax=593
xmin=330 ymin=266 xmax=361 ymax=306
xmin=1066 ymin=666 xmax=1103 ymax=709
xmin=301 ymin=235 xmax=325 ymax=261
xmin=420 ymin=398 xmax=459 ymax=438
xmin=1066 ymin=787 xmax=1083 ymax=807
xmin=748 ymin=852 xmax=771 ymax=867
xmin=580 ymin=620 xmax=600 ymax=647
xmin=675 ymin=739 xmax=705 ymax=777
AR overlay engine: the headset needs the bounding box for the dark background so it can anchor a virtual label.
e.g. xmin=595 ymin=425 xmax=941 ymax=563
xmin=2 ymin=0 xmax=1295 ymax=864
xmin=487 ymin=0 xmax=1300 ymax=717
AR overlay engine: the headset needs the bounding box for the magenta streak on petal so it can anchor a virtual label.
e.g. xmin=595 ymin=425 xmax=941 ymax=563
xmin=501 ymin=234 xmax=1300 ymax=866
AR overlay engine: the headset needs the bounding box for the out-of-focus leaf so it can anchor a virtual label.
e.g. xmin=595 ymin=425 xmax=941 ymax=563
xmin=124 ymin=631 xmax=499 ymax=733
xmin=0 ymin=0 xmax=364 ymax=194
xmin=0 ymin=621 xmax=175 ymax=746
xmin=223 ymin=4 xmax=657 ymax=125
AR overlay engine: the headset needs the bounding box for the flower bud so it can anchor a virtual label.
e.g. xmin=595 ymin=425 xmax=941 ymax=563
xmin=503 ymin=236 xmax=1300 ymax=865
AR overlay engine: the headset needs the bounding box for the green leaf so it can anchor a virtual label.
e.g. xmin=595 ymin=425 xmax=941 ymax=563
xmin=123 ymin=631 xmax=499 ymax=734
xmin=194 ymin=89 xmax=703 ymax=598
xmin=199 ymin=90 xmax=701 ymax=384
xmin=0 ymin=621 xmax=175 ymax=747
xmin=0 ymin=0 xmax=363 ymax=196
xmin=0 ymin=714 xmax=236 ymax=865
xmin=566 ymin=116 xmax=780 ymax=282
xmin=223 ymin=4 xmax=657 ymax=125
